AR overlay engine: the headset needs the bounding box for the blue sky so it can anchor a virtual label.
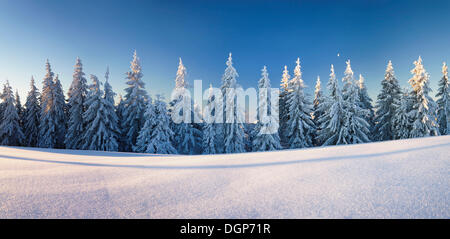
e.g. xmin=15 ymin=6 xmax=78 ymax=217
xmin=1 ymin=0 xmax=450 ymax=102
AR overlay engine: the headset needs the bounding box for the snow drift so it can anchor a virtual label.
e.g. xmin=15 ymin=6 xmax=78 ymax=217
xmin=0 ymin=135 xmax=449 ymax=218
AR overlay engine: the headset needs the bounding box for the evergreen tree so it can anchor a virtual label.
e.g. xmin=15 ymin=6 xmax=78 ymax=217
xmin=202 ymin=85 xmax=220 ymax=154
xmin=65 ymin=57 xmax=88 ymax=149
xmin=170 ymin=58 xmax=202 ymax=154
xmin=408 ymin=56 xmax=439 ymax=138
xmin=340 ymin=60 xmax=371 ymax=144
xmin=252 ymin=66 xmax=282 ymax=151
xmin=116 ymin=94 xmax=127 ymax=152
xmin=0 ymin=81 xmax=24 ymax=146
xmin=82 ymin=75 xmax=119 ymax=151
xmin=121 ymin=50 xmax=148 ymax=152
xmin=436 ymin=62 xmax=450 ymax=135
xmin=317 ymin=65 xmax=346 ymax=145
xmin=38 ymin=60 xmax=66 ymax=148
xmin=313 ymin=76 xmax=326 ymax=145
xmin=278 ymin=65 xmax=290 ymax=146
xmin=23 ymin=76 xmax=41 ymax=147
xmin=357 ymin=74 xmax=375 ymax=139
xmin=104 ymin=68 xmax=121 ymax=151
xmin=15 ymin=90 xmax=24 ymax=129
xmin=392 ymin=90 xmax=412 ymax=139
xmin=53 ymin=74 xmax=67 ymax=148
xmin=220 ymin=53 xmax=246 ymax=153
xmin=373 ymin=60 xmax=402 ymax=141
xmin=285 ymin=58 xmax=315 ymax=148
xmin=136 ymin=95 xmax=177 ymax=154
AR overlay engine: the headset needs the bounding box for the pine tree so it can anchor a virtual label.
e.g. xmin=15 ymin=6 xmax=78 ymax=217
xmin=121 ymin=50 xmax=148 ymax=152
xmin=170 ymin=58 xmax=202 ymax=154
xmin=279 ymin=65 xmax=290 ymax=147
xmin=15 ymin=90 xmax=24 ymax=129
xmin=82 ymin=74 xmax=119 ymax=151
xmin=65 ymin=57 xmax=88 ymax=149
xmin=392 ymin=90 xmax=412 ymax=139
xmin=103 ymin=68 xmax=120 ymax=151
xmin=357 ymin=74 xmax=375 ymax=139
xmin=38 ymin=60 xmax=66 ymax=148
xmin=373 ymin=60 xmax=402 ymax=141
xmin=285 ymin=58 xmax=315 ymax=148
xmin=408 ymin=56 xmax=439 ymax=138
xmin=202 ymin=85 xmax=220 ymax=154
xmin=317 ymin=65 xmax=346 ymax=145
xmin=0 ymin=81 xmax=24 ymax=146
xmin=53 ymin=74 xmax=67 ymax=148
xmin=252 ymin=66 xmax=282 ymax=151
xmin=340 ymin=60 xmax=371 ymax=144
xmin=116 ymin=94 xmax=127 ymax=152
xmin=23 ymin=76 xmax=41 ymax=147
xmin=136 ymin=95 xmax=177 ymax=154
xmin=313 ymin=76 xmax=325 ymax=145
xmin=220 ymin=53 xmax=246 ymax=153
xmin=436 ymin=62 xmax=450 ymax=135
xmin=134 ymin=96 xmax=155 ymax=153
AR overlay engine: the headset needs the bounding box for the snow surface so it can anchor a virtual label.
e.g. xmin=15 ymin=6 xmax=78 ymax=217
xmin=0 ymin=136 xmax=449 ymax=218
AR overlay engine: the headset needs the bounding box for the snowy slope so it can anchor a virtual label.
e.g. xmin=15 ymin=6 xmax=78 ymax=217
xmin=0 ymin=136 xmax=449 ymax=218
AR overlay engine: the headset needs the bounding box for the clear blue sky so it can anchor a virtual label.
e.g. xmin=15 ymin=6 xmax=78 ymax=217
xmin=1 ymin=0 xmax=449 ymax=102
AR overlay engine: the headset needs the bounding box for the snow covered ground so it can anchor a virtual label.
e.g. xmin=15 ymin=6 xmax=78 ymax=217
xmin=0 ymin=136 xmax=449 ymax=219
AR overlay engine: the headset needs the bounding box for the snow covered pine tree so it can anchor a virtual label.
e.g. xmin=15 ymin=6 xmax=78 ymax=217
xmin=220 ymin=53 xmax=246 ymax=153
xmin=82 ymin=74 xmax=119 ymax=151
xmin=23 ymin=76 xmax=41 ymax=147
xmin=38 ymin=60 xmax=66 ymax=149
xmin=252 ymin=66 xmax=282 ymax=151
xmin=121 ymin=51 xmax=148 ymax=152
xmin=136 ymin=95 xmax=177 ymax=154
xmin=373 ymin=61 xmax=402 ymax=141
xmin=436 ymin=62 xmax=450 ymax=135
xmin=408 ymin=56 xmax=439 ymax=138
xmin=0 ymin=81 xmax=24 ymax=146
xmin=340 ymin=60 xmax=371 ymax=144
xmin=66 ymin=57 xmax=88 ymax=149
xmin=170 ymin=58 xmax=202 ymax=154
xmin=285 ymin=58 xmax=315 ymax=148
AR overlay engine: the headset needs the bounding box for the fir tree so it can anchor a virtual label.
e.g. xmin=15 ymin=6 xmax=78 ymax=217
xmin=220 ymin=53 xmax=246 ymax=153
xmin=279 ymin=65 xmax=290 ymax=146
xmin=373 ymin=60 xmax=402 ymax=141
xmin=436 ymin=62 xmax=450 ymax=135
xmin=317 ymin=65 xmax=346 ymax=145
xmin=392 ymin=90 xmax=412 ymax=139
xmin=136 ymin=95 xmax=177 ymax=154
xmin=312 ymin=76 xmax=325 ymax=145
xmin=116 ymin=94 xmax=127 ymax=152
xmin=252 ymin=66 xmax=282 ymax=151
xmin=65 ymin=57 xmax=88 ymax=149
xmin=38 ymin=60 xmax=66 ymax=148
xmin=134 ymin=96 xmax=156 ymax=153
xmin=202 ymin=85 xmax=220 ymax=154
xmin=408 ymin=56 xmax=439 ymax=138
xmin=53 ymin=74 xmax=67 ymax=148
xmin=15 ymin=90 xmax=24 ymax=129
xmin=340 ymin=60 xmax=371 ymax=144
xmin=82 ymin=75 xmax=119 ymax=151
xmin=285 ymin=58 xmax=315 ymax=148
xmin=357 ymin=74 xmax=375 ymax=139
xmin=0 ymin=81 xmax=24 ymax=146
xmin=23 ymin=76 xmax=41 ymax=147
xmin=103 ymin=68 xmax=121 ymax=150
xmin=121 ymin=50 xmax=148 ymax=152
xmin=170 ymin=58 xmax=202 ymax=154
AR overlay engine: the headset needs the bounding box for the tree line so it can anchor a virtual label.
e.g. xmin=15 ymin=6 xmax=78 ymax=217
xmin=0 ymin=51 xmax=449 ymax=154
